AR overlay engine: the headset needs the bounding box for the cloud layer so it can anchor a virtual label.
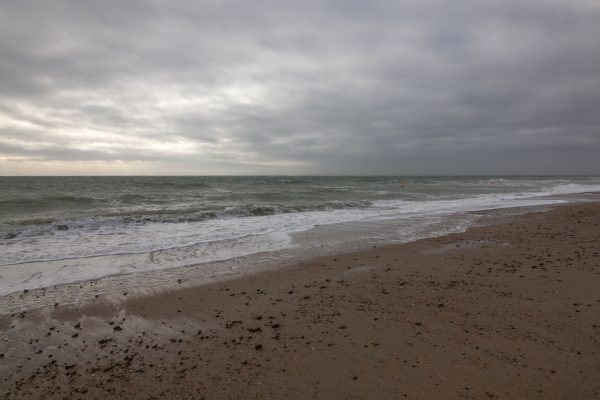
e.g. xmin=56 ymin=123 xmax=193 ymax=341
xmin=1 ymin=0 xmax=599 ymax=175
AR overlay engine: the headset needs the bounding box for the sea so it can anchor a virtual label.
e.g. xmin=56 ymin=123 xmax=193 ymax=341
xmin=1 ymin=176 xmax=599 ymax=299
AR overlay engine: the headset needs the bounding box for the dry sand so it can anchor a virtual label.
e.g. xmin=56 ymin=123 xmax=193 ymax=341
xmin=1 ymin=203 xmax=599 ymax=399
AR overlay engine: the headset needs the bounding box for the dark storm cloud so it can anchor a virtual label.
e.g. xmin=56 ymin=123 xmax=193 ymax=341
xmin=1 ymin=0 xmax=599 ymax=174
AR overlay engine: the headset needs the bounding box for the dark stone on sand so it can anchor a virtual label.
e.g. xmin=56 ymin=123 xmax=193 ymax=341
xmin=71 ymin=333 xmax=79 ymax=338
xmin=255 ymin=344 xmax=262 ymax=350
xmin=74 ymin=322 xmax=81 ymax=329
xmin=56 ymin=224 xmax=69 ymax=231
xmin=113 ymin=326 xmax=123 ymax=332
xmin=6 ymin=233 xmax=17 ymax=239
xmin=64 ymin=363 xmax=76 ymax=369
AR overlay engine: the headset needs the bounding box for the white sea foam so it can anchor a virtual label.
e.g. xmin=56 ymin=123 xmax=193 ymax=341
xmin=0 ymin=232 xmax=291 ymax=296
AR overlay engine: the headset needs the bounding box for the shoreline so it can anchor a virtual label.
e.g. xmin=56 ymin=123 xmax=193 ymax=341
xmin=1 ymin=192 xmax=597 ymax=316
xmin=1 ymin=201 xmax=599 ymax=398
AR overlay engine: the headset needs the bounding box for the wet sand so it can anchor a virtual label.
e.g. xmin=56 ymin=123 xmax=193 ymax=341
xmin=1 ymin=202 xmax=599 ymax=399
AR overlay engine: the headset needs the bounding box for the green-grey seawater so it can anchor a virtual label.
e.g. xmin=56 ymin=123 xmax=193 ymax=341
xmin=0 ymin=176 xmax=599 ymax=295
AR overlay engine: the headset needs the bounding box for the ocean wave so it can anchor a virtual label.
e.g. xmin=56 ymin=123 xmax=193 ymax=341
xmin=121 ymin=211 xmax=219 ymax=223
xmin=222 ymin=200 xmax=371 ymax=217
xmin=0 ymin=195 xmax=99 ymax=207
xmin=0 ymin=200 xmax=374 ymax=241
xmin=116 ymin=193 xmax=151 ymax=203
xmin=539 ymin=182 xmax=600 ymax=195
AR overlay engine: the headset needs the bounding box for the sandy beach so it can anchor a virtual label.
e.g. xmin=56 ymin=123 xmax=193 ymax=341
xmin=1 ymin=202 xmax=599 ymax=399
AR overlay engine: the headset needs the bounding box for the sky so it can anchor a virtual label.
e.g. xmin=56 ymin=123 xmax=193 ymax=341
xmin=1 ymin=0 xmax=599 ymax=176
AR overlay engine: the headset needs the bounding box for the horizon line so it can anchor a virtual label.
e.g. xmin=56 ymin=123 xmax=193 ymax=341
xmin=0 ymin=174 xmax=598 ymax=178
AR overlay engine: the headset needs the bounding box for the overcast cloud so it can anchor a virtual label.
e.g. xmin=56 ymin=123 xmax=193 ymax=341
xmin=1 ymin=0 xmax=599 ymax=175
